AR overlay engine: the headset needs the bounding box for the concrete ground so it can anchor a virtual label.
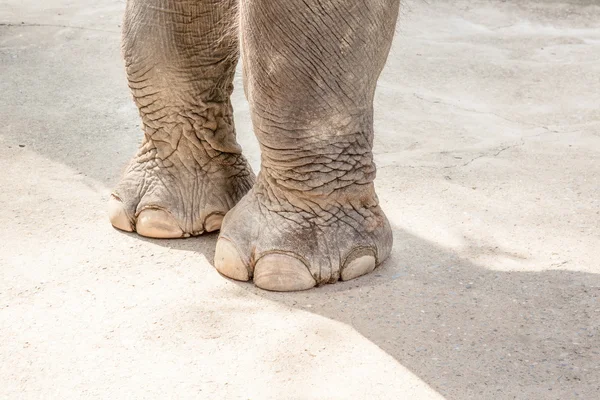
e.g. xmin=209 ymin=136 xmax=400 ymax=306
xmin=1 ymin=0 xmax=599 ymax=398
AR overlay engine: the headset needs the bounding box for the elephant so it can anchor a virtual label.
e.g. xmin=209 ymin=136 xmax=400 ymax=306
xmin=108 ymin=0 xmax=401 ymax=291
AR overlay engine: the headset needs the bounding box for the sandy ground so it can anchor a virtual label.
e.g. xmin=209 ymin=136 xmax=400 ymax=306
xmin=1 ymin=0 xmax=599 ymax=399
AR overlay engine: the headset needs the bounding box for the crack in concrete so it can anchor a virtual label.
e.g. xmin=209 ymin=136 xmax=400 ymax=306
xmin=379 ymin=124 xmax=588 ymax=171
xmin=413 ymin=92 xmax=581 ymax=136
xmin=446 ymin=142 xmax=523 ymax=168
xmin=378 ymin=141 xmax=528 ymax=171
xmin=0 ymin=22 xmax=119 ymax=34
xmin=413 ymin=93 xmax=542 ymax=128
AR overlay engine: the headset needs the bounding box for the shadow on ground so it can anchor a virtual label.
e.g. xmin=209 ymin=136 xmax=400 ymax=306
xmin=141 ymin=224 xmax=600 ymax=399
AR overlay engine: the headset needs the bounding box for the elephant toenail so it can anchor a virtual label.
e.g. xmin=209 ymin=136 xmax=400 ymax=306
xmin=341 ymin=249 xmax=377 ymax=281
xmin=204 ymin=213 xmax=224 ymax=233
xmin=136 ymin=209 xmax=184 ymax=239
xmin=254 ymin=253 xmax=316 ymax=292
xmin=108 ymin=195 xmax=134 ymax=232
xmin=214 ymin=238 xmax=250 ymax=281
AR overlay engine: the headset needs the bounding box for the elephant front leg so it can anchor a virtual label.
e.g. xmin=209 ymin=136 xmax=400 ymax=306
xmin=214 ymin=0 xmax=400 ymax=290
xmin=109 ymin=0 xmax=254 ymax=238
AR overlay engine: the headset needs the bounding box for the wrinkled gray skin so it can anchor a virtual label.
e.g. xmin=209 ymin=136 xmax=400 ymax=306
xmin=109 ymin=0 xmax=400 ymax=291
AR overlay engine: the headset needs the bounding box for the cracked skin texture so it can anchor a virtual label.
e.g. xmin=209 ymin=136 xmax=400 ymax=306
xmin=111 ymin=0 xmax=400 ymax=290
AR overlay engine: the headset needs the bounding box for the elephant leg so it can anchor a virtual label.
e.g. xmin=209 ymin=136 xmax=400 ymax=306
xmin=214 ymin=0 xmax=400 ymax=290
xmin=109 ymin=0 xmax=255 ymax=238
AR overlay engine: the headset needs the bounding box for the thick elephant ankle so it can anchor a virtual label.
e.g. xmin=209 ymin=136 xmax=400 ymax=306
xmin=109 ymin=146 xmax=254 ymax=238
xmin=112 ymin=0 xmax=250 ymax=239
xmin=213 ymin=185 xmax=392 ymax=291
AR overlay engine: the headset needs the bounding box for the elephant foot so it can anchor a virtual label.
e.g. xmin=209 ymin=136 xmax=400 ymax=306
xmin=214 ymin=181 xmax=393 ymax=291
xmin=109 ymin=140 xmax=254 ymax=238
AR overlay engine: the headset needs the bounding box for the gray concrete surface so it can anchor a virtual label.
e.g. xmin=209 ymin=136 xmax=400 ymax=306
xmin=1 ymin=0 xmax=599 ymax=398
